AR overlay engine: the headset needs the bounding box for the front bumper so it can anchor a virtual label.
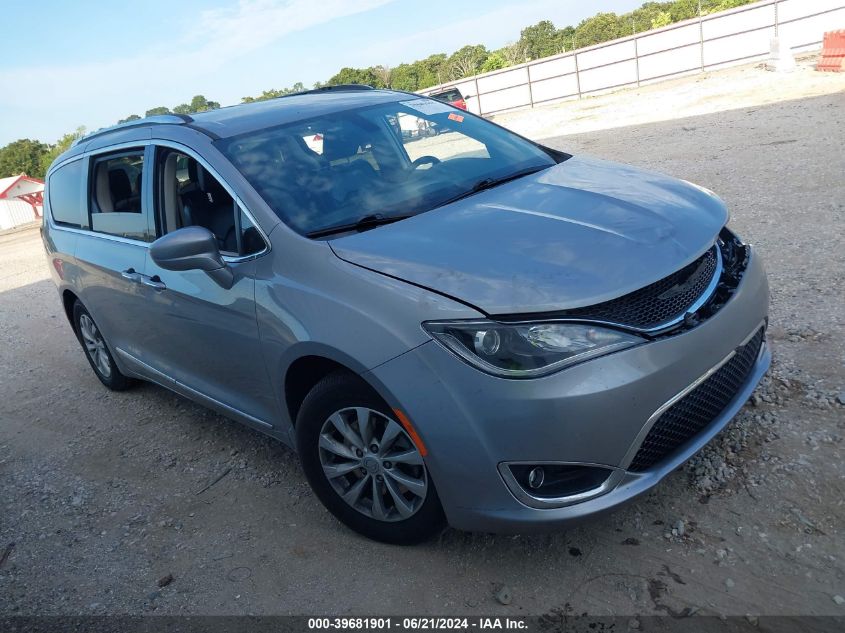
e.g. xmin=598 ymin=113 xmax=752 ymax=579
xmin=365 ymin=246 xmax=770 ymax=533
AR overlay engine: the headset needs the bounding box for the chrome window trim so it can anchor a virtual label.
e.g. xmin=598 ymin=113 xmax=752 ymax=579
xmin=620 ymin=319 xmax=767 ymax=471
xmin=150 ymin=139 xmax=271 ymax=261
xmin=46 ymin=223 xmax=152 ymax=248
xmin=46 ymin=138 xmax=272 ymax=260
xmin=498 ymin=461 xmax=625 ymax=509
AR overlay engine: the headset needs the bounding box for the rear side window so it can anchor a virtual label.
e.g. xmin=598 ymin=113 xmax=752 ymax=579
xmin=48 ymin=160 xmax=85 ymax=228
xmin=431 ymin=89 xmax=461 ymax=102
xmin=89 ymin=150 xmax=152 ymax=242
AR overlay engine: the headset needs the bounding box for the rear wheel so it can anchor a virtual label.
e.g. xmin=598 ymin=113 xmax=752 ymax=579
xmin=296 ymin=372 xmax=445 ymax=544
xmin=73 ymin=301 xmax=132 ymax=391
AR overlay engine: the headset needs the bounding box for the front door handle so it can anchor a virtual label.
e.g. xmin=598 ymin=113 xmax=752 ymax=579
xmin=121 ymin=268 xmax=142 ymax=282
xmin=139 ymin=275 xmax=167 ymax=291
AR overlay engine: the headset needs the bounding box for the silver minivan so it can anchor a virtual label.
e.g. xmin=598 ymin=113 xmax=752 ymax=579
xmin=42 ymin=86 xmax=769 ymax=543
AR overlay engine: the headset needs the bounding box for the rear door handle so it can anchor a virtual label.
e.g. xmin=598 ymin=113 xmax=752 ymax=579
xmin=139 ymin=275 xmax=167 ymax=291
xmin=121 ymin=268 xmax=142 ymax=282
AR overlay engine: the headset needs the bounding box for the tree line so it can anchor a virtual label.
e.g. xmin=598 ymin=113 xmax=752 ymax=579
xmin=1 ymin=0 xmax=753 ymax=179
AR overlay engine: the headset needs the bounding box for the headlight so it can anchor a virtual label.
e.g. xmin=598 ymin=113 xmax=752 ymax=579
xmin=423 ymin=320 xmax=643 ymax=378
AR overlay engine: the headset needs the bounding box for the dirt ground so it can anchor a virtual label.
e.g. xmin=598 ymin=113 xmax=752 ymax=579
xmin=1 ymin=59 xmax=844 ymax=618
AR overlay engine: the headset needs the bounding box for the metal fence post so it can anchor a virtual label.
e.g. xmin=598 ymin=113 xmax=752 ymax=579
xmin=527 ymin=64 xmax=535 ymax=109
xmin=699 ymin=3 xmax=705 ymax=71
xmin=634 ymin=36 xmax=641 ymax=87
xmin=474 ymin=77 xmax=480 ymax=116
xmin=574 ymin=53 xmax=582 ymax=99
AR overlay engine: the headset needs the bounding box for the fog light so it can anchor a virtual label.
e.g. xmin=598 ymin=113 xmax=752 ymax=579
xmin=527 ymin=466 xmax=545 ymax=489
xmin=508 ymin=463 xmax=613 ymax=499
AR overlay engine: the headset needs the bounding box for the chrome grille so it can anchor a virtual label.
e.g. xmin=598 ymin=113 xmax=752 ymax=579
xmin=562 ymin=245 xmax=718 ymax=330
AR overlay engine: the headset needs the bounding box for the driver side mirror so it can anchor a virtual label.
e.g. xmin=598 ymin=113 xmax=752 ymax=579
xmin=150 ymin=226 xmax=234 ymax=289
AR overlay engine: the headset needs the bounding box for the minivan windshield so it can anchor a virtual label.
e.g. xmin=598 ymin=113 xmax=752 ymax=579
xmin=216 ymin=98 xmax=557 ymax=237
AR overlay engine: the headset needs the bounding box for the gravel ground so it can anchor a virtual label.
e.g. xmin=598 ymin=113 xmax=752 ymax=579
xmin=1 ymin=61 xmax=844 ymax=618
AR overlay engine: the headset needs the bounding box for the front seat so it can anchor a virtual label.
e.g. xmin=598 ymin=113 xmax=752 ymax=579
xmin=179 ymin=160 xmax=237 ymax=252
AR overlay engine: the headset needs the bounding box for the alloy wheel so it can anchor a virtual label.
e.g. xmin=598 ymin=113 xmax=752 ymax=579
xmin=318 ymin=407 xmax=428 ymax=522
xmin=79 ymin=314 xmax=112 ymax=379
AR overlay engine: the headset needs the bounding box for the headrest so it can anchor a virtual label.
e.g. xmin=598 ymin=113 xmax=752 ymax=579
xmin=108 ymin=169 xmax=132 ymax=200
xmin=321 ymin=126 xmax=363 ymax=162
xmin=187 ymin=159 xmax=206 ymax=190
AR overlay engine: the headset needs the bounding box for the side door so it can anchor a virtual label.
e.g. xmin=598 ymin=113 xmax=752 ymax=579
xmin=136 ymin=142 xmax=279 ymax=428
xmin=71 ymin=146 xmax=155 ymax=363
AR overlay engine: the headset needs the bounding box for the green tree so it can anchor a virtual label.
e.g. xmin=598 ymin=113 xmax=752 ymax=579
xmin=327 ymin=66 xmax=380 ymax=86
xmin=575 ymin=12 xmax=625 ymax=47
xmin=0 ymin=139 xmax=50 ymax=178
xmin=651 ymin=10 xmax=672 ymax=28
xmin=145 ymin=106 xmax=171 ymax=117
xmin=372 ymin=65 xmax=392 ymax=89
xmin=447 ymin=44 xmax=489 ymax=80
xmin=118 ymin=114 xmax=141 ymax=124
xmin=481 ymin=52 xmax=508 ymax=73
xmin=417 ymin=53 xmax=449 ymax=88
xmin=242 ymin=82 xmax=307 ymax=103
xmin=40 ymin=127 xmax=86 ymax=174
xmin=501 ymin=41 xmax=531 ymax=66
xmin=518 ymin=20 xmax=567 ymax=60
xmin=391 ymin=63 xmax=421 ymax=91
xmin=189 ymin=95 xmax=221 ymax=112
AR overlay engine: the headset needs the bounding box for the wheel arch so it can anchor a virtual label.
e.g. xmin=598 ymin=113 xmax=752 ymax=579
xmin=281 ymin=343 xmax=402 ymax=428
xmin=62 ymin=288 xmax=79 ymax=327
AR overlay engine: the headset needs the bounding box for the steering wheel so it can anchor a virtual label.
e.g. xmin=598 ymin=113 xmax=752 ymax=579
xmin=411 ymin=155 xmax=441 ymax=169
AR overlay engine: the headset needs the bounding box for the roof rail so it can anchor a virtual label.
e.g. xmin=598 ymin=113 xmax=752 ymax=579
xmin=286 ymin=84 xmax=375 ymax=98
xmin=72 ymin=114 xmax=193 ymax=147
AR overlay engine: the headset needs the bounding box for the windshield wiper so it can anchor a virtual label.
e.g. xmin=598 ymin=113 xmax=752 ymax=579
xmin=433 ymin=165 xmax=552 ymax=210
xmin=306 ymin=213 xmax=413 ymax=239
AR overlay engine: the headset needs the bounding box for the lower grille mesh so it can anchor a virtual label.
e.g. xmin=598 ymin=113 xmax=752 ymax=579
xmin=629 ymin=327 xmax=765 ymax=472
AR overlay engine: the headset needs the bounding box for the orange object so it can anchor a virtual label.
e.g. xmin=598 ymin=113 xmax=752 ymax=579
xmin=448 ymin=113 xmax=464 ymax=123
xmin=817 ymin=30 xmax=845 ymax=72
xmin=392 ymin=408 xmax=428 ymax=457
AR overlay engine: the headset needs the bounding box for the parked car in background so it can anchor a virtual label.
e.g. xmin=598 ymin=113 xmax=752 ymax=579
xmin=42 ymin=86 xmax=769 ymax=544
xmin=429 ymin=87 xmax=468 ymax=110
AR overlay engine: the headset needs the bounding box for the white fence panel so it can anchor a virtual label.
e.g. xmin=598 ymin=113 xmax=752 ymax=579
xmin=530 ymin=73 xmax=580 ymax=104
xmin=577 ymin=40 xmax=636 ymax=70
xmin=478 ymin=85 xmax=532 ymax=114
xmin=703 ymin=26 xmax=775 ymax=66
xmin=578 ymin=59 xmax=638 ymax=93
xmin=419 ymin=0 xmax=844 ymax=117
xmin=637 ymin=23 xmax=701 ymax=55
xmin=477 ymin=67 xmax=528 ymax=93
xmin=0 ymin=200 xmax=39 ymax=230
xmin=529 ymin=55 xmax=576 ymax=81
xmin=638 ymin=44 xmax=701 ymax=80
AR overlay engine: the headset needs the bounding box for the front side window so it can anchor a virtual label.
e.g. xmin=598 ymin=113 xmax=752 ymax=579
xmin=216 ymin=98 xmax=557 ymax=237
xmin=155 ymin=148 xmax=265 ymax=257
xmin=89 ymin=150 xmax=151 ymax=241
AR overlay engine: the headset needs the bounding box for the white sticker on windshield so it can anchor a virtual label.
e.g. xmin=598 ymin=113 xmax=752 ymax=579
xmin=401 ymin=99 xmax=454 ymax=115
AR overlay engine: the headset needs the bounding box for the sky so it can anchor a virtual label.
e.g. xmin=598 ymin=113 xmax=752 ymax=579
xmin=0 ymin=0 xmax=643 ymax=146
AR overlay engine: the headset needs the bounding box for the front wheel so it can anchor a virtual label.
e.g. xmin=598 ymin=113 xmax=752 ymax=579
xmin=296 ymin=372 xmax=445 ymax=544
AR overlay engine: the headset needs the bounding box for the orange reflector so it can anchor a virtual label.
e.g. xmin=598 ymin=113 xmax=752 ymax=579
xmin=392 ymin=408 xmax=428 ymax=457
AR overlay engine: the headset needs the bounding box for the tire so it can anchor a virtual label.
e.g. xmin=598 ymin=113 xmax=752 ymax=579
xmin=296 ymin=371 xmax=445 ymax=544
xmin=72 ymin=301 xmax=133 ymax=391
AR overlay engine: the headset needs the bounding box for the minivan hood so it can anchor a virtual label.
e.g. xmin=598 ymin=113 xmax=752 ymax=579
xmin=330 ymin=155 xmax=728 ymax=315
